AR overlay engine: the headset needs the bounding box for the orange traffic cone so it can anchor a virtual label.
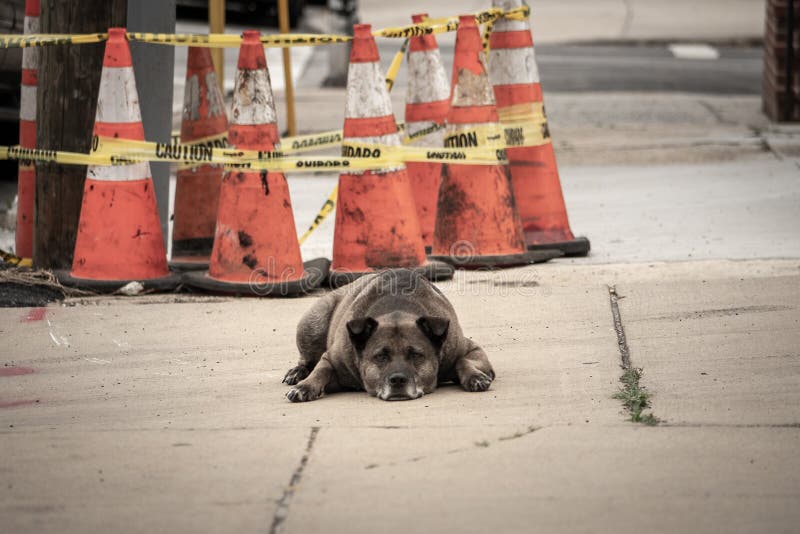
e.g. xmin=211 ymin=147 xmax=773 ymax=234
xmin=57 ymin=28 xmax=179 ymax=291
xmin=489 ymin=0 xmax=589 ymax=256
xmin=170 ymin=47 xmax=229 ymax=271
xmin=328 ymin=23 xmax=453 ymax=287
xmin=429 ymin=15 xmax=560 ymax=268
xmin=404 ymin=13 xmax=450 ymax=252
xmin=14 ymin=0 xmax=40 ymax=259
xmin=184 ymin=30 xmax=327 ymax=296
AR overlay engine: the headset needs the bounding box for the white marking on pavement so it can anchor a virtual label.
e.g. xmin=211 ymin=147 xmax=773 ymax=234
xmin=84 ymin=357 xmax=112 ymax=365
xmin=46 ymin=319 xmax=70 ymax=348
xmin=668 ymin=43 xmax=720 ymax=60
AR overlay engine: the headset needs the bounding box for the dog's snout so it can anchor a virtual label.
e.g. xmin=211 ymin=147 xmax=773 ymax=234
xmin=388 ymin=372 xmax=409 ymax=387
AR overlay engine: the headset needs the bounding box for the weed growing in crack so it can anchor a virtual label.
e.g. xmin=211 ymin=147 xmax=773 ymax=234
xmin=613 ymin=368 xmax=660 ymax=426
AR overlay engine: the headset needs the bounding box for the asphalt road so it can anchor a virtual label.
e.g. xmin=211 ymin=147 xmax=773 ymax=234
xmin=345 ymin=42 xmax=763 ymax=95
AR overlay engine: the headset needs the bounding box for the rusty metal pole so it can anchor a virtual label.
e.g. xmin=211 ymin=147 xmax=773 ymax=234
xmin=209 ymin=0 xmax=225 ymax=92
xmin=278 ymin=0 xmax=296 ymax=136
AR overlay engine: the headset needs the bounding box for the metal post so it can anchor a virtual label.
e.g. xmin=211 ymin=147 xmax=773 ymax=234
xmin=278 ymin=0 xmax=296 ymax=136
xmin=127 ymin=0 xmax=176 ymax=247
xmin=209 ymin=0 xmax=225 ymax=92
xmin=324 ymin=0 xmax=358 ymax=87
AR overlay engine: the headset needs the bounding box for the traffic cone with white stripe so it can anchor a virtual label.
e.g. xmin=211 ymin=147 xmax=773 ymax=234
xmin=329 ymin=23 xmax=453 ymax=288
xmin=57 ymin=28 xmax=179 ymax=291
xmin=15 ymin=0 xmax=39 ymax=259
xmin=404 ymin=13 xmax=450 ymax=252
xmin=489 ymin=0 xmax=589 ymax=256
xmin=170 ymin=46 xmax=229 ymax=271
xmin=184 ymin=30 xmax=327 ymax=296
xmin=429 ymin=15 xmax=560 ymax=268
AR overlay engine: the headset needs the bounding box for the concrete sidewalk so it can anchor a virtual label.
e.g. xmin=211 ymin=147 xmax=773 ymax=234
xmin=1 ymin=259 xmax=798 ymax=533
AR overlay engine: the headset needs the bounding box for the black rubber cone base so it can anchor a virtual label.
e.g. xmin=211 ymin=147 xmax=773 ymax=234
xmin=169 ymin=256 xmax=210 ymax=272
xmin=328 ymin=260 xmax=454 ymax=289
xmin=183 ymin=257 xmax=330 ymax=297
xmin=55 ymin=270 xmax=182 ymax=293
xmin=428 ymin=249 xmax=562 ymax=269
xmin=526 ymin=235 xmax=590 ymax=257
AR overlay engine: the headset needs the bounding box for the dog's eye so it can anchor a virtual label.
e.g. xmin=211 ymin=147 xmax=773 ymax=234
xmin=373 ymin=349 xmax=391 ymax=363
xmin=407 ymin=348 xmax=425 ymax=363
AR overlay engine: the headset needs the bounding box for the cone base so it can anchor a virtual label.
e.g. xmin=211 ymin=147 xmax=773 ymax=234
xmin=184 ymin=258 xmax=330 ymax=297
xmin=169 ymin=255 xmax=210 ymax=272
xmin=526 ymin=234 xmax=591 ymax=257
xmin=428 ymin=249 xmax=562 ymax=269
xmin=328 ymin=260 xmax=454 ymax=289
xmin=55 ymin=270 xmax=181 ymax=293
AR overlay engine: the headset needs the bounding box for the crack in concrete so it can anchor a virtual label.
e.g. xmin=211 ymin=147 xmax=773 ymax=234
xmin=658 ymin=423 xmax=800 ymax=429
xmin=620 ymin=0 xmax=634 ymax=38
xmin=608 ymin=286 xmax=631 ymax=369
xmin=608 ymin=286 xmax=659 ymax=425
xmin=698 ymin=100 xmax=740 ymax=127
xmin=363 ymin=426 xmax=540 ymax=470
xmin=269 ymin=426 xmax=320 ymax=534
xmin=642 ymin=304 xmax=791 ymax=322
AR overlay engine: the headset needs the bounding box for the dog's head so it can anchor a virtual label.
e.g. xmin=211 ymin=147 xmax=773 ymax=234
xmin=347 ymin=312 xmax=449 ymax=401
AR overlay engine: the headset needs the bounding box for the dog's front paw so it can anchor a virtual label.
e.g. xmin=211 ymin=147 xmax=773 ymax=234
xmin=463 ymin=371 xmax=493 ymax=392
xmin=286 ymin=384 xmax=321 ymax=402
xmin=282 ymin=365 xmax=310 ymax=385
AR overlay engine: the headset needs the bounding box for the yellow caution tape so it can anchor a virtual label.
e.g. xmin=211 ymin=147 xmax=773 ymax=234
xmin=385 ymin=38 xmax=409 ymax=92
xmin=497 ymin=101 xmax=546 ymax=124
xmin=298 ymin=185 xmax=338 ymax=245
xmin=174 ymin=132 xmax=229 ymax=170
xmin=1 ymin=117 xmax=549 ymax=172
xmin=127 ymin=32 xmax=352 ymax=48
xmin=402 ymin=122 xmax=446 ymax=145
xmin=0 ymin=33 xmax=107 ymax=48
xmin=2 ymin=145 xmax=114 ymax=166
xmin=0 ymin=249 xmax=32 ymax=268
xmin=282 ymin=129 xmax=343 ymax=154
xmin=482 ymin=19 xmax=495 ymax=56
xmin=0 ymin=6 xmax=529 ymax=48
xmin=94 ymin=135 xmax=510 ymax=168
xmin=375 ymin=19 xmax=458 ymax=39
xmin=496 ymin=102 xmax=552 ymax=141
xmin=341 ymin=140 xmax=506 ymax=165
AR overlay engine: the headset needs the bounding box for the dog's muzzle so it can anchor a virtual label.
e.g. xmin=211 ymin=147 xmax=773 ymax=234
xmin=379 ymin=372 xmax=422 ymax=401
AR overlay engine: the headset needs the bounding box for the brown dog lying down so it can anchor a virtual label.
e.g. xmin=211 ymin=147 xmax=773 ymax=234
xmin=283 ymin=269 xmax=495 ymax=402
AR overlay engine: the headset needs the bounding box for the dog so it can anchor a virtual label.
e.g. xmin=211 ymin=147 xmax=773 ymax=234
xmin=283 ymin=269 xmax=495 ymax=402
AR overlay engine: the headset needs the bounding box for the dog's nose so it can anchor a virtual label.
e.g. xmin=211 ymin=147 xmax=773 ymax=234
xmin=389 ymin=373 xmax=408 ymax=387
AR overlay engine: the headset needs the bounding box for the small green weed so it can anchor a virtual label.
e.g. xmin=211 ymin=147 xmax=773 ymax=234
xmin=613 ymin=368 xmax=660 ymax=426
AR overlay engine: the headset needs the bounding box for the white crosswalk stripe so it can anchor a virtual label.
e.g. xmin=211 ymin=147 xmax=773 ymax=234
xmin=668 ymin=43 xmax=720 ymax=60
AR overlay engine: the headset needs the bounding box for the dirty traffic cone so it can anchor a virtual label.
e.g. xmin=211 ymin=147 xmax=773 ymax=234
xmin=14 ymin=0 xmax=39 ymax=259
xmin=404 ymin=13 xmax=450 ymax=252
xmin=429 ymin=15 xmax=560 ymax=268
xmin=328 ymin=23 xmax=453 ymax=287
xmin=184 ymin=30 xmax=327 ymax=296
xmin=170 ymin=47 xmax=229 ymax=271
xmin=489 ymin=0 xmax=589 ymax=256
xmin=56 ymin=28 xmax=179 ymax=292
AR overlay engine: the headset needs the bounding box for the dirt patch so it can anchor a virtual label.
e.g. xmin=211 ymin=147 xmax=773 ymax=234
xmin=0 ymin=282 xmax=63 ymax=308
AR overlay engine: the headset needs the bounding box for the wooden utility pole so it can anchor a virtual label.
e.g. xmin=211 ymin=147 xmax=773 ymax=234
xmin=35 ymin=0 xmax=127 ymax=269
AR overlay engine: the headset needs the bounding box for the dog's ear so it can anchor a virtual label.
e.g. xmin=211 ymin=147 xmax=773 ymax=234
xmin=346 ymin=317 xmax=378 ymax=351
xmin=416 ymin=316 xmax=449 ymax=351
